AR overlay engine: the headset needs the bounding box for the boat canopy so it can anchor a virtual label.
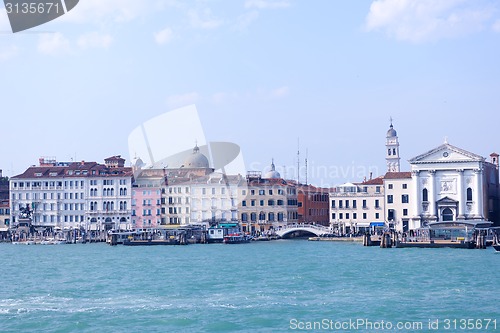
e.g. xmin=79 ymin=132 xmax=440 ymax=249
xmin=428 ymin=220 xmax=493 ymax=229
xmin=369 ymin=222 xmax=385 ymax=227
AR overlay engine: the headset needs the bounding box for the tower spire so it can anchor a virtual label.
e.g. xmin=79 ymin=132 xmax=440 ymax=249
xmin=386 ymin=119 xmax=400 ymax=172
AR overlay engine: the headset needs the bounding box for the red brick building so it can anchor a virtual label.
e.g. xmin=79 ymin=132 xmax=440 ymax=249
xmin=297 ymin=184 xmax=331 ymax=226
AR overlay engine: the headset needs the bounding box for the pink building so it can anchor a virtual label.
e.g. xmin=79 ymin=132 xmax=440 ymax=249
xmin=131 ymin=167 xmax=165 ymax=229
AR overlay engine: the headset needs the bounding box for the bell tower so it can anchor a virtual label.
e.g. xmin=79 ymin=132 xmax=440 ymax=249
xmin=386 ymin=118 xmax=400 ymax=172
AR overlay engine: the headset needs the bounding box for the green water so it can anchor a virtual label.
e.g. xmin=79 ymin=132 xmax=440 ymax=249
xmin=0 ymin=241 xmax=498 ymax=332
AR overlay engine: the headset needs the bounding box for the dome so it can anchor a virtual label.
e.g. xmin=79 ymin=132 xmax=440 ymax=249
xmin=132 ymin=156 xmax=145 ymax=169
xmin=387 ymin=124 xmax=397 ymax=137
xmin=263 ymin=160 xmax=281 ymax=179
xmin=183 ymin=145 xmax=210 ymax=168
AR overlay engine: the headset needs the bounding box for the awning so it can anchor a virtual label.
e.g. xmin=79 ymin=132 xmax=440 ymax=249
xmin=370 ymin=222 xmax=385 ymax=227
xmin=0 ymin=227 xmax=9 ymax=232
xmin=356 ymin=222 xmax=371 ymax=227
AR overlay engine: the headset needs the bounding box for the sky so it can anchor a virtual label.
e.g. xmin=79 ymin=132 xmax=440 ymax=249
xmin=1 ymin=0 xmax=500 ymax=187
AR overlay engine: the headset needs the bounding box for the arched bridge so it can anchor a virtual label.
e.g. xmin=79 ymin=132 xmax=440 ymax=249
xmin=275 ymin=224 xmax=332 ymax=238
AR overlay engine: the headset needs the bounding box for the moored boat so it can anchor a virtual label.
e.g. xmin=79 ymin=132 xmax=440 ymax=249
xmin=223 ymin=232 xmax=251 ymax=244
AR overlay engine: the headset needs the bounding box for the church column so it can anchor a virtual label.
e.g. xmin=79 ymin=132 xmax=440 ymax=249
xmin=474 ymin=168 xmax=484 ymax=219
xmin=457 ymin=169 xmax=465 ymax=219
xmin=411 ymin=170 xmax=420 ymax=225
xmin=428 ymin=170 xmax=437 ymax=220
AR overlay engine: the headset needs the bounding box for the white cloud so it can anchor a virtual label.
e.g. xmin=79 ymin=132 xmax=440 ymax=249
xmin=37 ymin=33 xmax=71 ymax=55
xmin=233 ymin=10 xmax=260 ymax=31
xmin=188 ymin=9 xmax=223 ymax=30
xmin=154 ymin=27 xmax=174 ymax=45
xmin=245 ymin=0 xmax=290 ymax=9
xmin=271 ymin=86 xmax=289 ymax=98
xmin=0 ymin=45 xmax=18 ymax=62
xmin=167 ymin=92 xmax=200 ymax=109
xmin=493 ymin=19 xmax=500 ymax=33
xmin=365 ymin=0 xmax=494 ymax=42
xmin=77 ymin=32 xmax=112 ymax=49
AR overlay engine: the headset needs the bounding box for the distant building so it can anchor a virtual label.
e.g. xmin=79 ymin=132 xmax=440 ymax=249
xmin=296 ymin=184 xmax=330 ymax=226
xmin=9 ymin=156 xmax=133 ymax=238
xmin=329 ymin=177 xmax=385 ymax=235
xmin=386 ymin=121 xmax=401 ymax=172
xmin=239 ymin=161 xmax=298 ymax=235
xmin=408 ymin=142 xmax=500 ymax=229
xmin=383 ymin=172 xmax=412 ymax=232
xmin=0 ymin=198 xmax=9 ymax=240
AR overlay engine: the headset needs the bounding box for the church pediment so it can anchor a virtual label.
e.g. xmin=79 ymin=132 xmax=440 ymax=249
xmin=436 ymin=196 xmax=458 ymax=204
xmin=409 ymin=143 xmax=484 ymax=164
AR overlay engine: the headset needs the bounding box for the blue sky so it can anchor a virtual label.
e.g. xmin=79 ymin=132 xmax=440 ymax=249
xmin=1 ymin=0 xmax=500 ymax=187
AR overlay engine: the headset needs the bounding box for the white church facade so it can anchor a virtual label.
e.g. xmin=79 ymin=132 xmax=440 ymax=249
xmin=408 ymin=142 xmax=500 ymax=230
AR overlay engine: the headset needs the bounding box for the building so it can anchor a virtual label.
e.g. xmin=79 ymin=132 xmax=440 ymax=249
xmin=383 ymin=172 xmax=412 ymax=232
xmin=0 ymin=199 xmax=9 ymax=240
xmin=297 ymin=184 xmax=330 ymax=226
xmin=386 ymin=120 xmax=401 ymax=172
xmin=408 ymin=142 xmax=500 ymax=229
xmin=131 ymin=160 xmax=166 ymax=229
xmin=9 ymin=156 xmax=133 ymax=238
xmin=239 ymin=161 xmax=298 ymax=235
xmin=329 ymin=177 xmax=385 ymax=235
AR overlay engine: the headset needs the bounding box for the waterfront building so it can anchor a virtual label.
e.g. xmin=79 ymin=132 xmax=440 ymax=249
xmin=239 ymin=161 xmax=298 ymax=235
xmin=408 ymin=142 xmax=500 ymax=229
xmin=9 ymin=156 xmax=133 ymax=237
xmin=131 ymin=159 xmax=165 ymax=229
xmin=383 ymin=172 xmax=412 ymax=232
xmin=0 ymin=199 xmax=10 ymax=240
xmin=329 ymin=177 xmax=385 ymax=235
xmin=296 ymin=184 xmax=330 ymax=226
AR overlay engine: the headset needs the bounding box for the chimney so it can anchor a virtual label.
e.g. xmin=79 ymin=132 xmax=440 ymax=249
xmin=0 ymin=169 xmax=2 ymax=178
xmin=369 ymin=172 xmax=373 ymax=180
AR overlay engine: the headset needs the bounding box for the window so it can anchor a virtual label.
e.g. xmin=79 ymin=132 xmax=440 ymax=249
xmin=269 ymin=189 xmax=273 ymax=195
xmin=331 ymin=200 xmax=335 ymax=208
xmin=403 ymin=209 xmax=408 ymax=216
xmin=212 ymin=188 xmax=216 ymax=195
xmin=363 ymin=213 xmax=367 ymax=219
xmin=422 ymin=188 xmax=428 ymax=202
xmin=442 ymin=208 xmax=453 ymax=221
xmin=251 ymin=190 xmax=255 ymax=195
xmin=277 ymin=199 xmax=284 ymax=206
xmin=402 ymin=194 xmax=409 ymax=203
xmin=345 ymin=200 xmax=349 ymax=208
xmin=387 ymin=195 xmax=393 ymax=204
xmin=376 ymin=186 xmax=381 ymax=193
xmin=388 ymin=209 xmax=394 ymax=220
xmin=402 ymin=184 xmax=407 ymax=189
xmin=388 ymin=184 xmax=393 ymax=189
xmin=331 ymin=213 xmax=336 ymax=219
xmin=251 ymin=200 xmax=256 ymax=206
xmin=259 ymin=212 xmax=265 ymax=221
xmin=202 ymin=188 xmax=206 ymax=195
xmin=259 ymin=190 xmax=265 ymax=195
xmin=268 ymin=200 xmax=274 ymax=206
xmin=345 ymin=213 xmax=349 ymax=219
xmin=353 ymin=213 xmax=357 ymax=219
xmin=375 ymin=213 xmax=379 ymax=219
xmin=388 ymin=149 xmax=391 ymax=156
xmin=393 ymin=148 xmax=396 ymax=155
xmin=339 ymin=213 xmax=343 ymax=219
xmin=353 ymin=200 xmax=357 ymax=209
xmin=467 ymin=188 xmax=473 ymax=201
xmin=339 ymin=201 xmax=343 ymax=208
xmin=260 ymin=200 xmax=264 ymax=206
xmin=375 ymin=200 xmax=380 ymax=208
xmin=362 ymin=200 xmax=367 ymax=208
xmin=242 ymin=213 xmax=248 ymax=221
xmin=251 ymin=213 xmax=257 ymax=221
xmin=242 ymin=200 xmax=247 ymax=207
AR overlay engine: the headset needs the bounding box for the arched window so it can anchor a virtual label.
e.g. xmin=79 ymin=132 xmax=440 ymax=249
xmin=90 ymin=202 xmax=94 ymax=211
xmin=442 ymin=208 xmax=453 ymax=221
xmin=123 ymin=202 xmax=127 ymax=210
xmin=119 ymin=202 xmax=123 ymax=210
xmin=269 ymin=212 xmax=275 ymax=221
xmin=250 ymin=213 xmax=257 ymax=221
xmin=119 ymin=188 xmax=123 ymax=196
xmin=111 ymin=188 xmax=114 ymax=196
xmin=242 ymin=213 xmax=248 ymax=222
xmin=111 ymin=202 xmax=114 ymax=210
xmin=259 ymin=212 xmax=265 ymax=221
xmin=467 ymin=188 xmax=473 ymax=201
xmin=422 ymin=188 xmax=428 ymax=202
xmin=123 ymin=188 xmax=127 ymax=196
